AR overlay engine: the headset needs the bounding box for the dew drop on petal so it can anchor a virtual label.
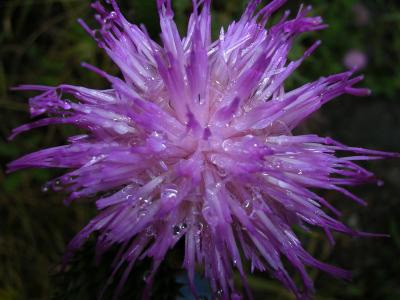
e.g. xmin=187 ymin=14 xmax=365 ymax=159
xmin=216 ymin=289 xmax=223 ymax=297
xmin=63 ymin=101 xmax=72 ymax=110
xmin=143 ymin=198 xmax=152 ymax=205
xmin=172 ymin=222 xmax=187 ymax=236
xmin=52 ymin=179 xmax=62 ymax=191
xmin=242 ymin=200 xmax=251 ymax=209
xmin=173 ymin=225 xmax=181 ymax=236
xmin=162 ymin=185 xmax=178 ymax=200
xmin=138 ymin=207 xmax=148 ymax=218
xmin=196 ymin=222 xmax=204 ymax=234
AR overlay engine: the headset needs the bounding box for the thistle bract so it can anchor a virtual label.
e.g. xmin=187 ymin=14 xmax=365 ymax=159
xmin=9 ymin=0 xmax=398 ymax=299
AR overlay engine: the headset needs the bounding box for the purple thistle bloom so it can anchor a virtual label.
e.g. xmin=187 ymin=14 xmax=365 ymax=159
xmin=8 ymin=0 xmax=399 ymax=299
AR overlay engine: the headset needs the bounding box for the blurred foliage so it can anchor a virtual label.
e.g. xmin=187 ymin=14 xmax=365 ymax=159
xmin=0 ymin=0 xmax=399 ymax=299
xmin=51 ymin=238 xmax=182 ymax=300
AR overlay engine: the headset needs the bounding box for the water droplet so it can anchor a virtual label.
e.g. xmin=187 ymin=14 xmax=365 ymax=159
xmin=159 ymin=160 xmax=168 ymax=171
xmin=162 ymin=186 xmax=178 ymax=200
xmin=41 ymin=184 xmax=49 ymax=193
xmin=173 ymin=225 xmax=181 ymax=236
xmin=272 ymin=161 xmax=282 ymax=169
xmin=121 ymin=186 xmax=130 ymax=194
xmin=242 ymin=200 xmax=251 ymax=209
xmin=138 ymin=197 xmax=153 ymax=208
xmin=377 ymin=180 xmax=384 ymax=187
xmin=222 ymin=140 xmax=231 ymax=152
xmin=109 ymin=11 xmax=117 ymax=19
xmin=138 ymin=205 xmax=148 ymax=217
xmin=196 ymin=222 xmax=204 ymax=234
xmin=139 ymin=210 xmax=148 ymax=218
xmin=63 ymin=101 xmax=72 ymax=110
xmin=143 ymin=198 xmax=152 ymax=205
xmin=172 ymin=222 xmax=187 ymax=236
xmin=150 ymin=131 xmax=163 ymax=138
xmin=197 ymin=94 xmax=203 ymax=104
xmin=52 ymin=179 xmax=62 ymax=190
xmin=215 ymin=182 xmax=223 ymax=189
xmin=216 ymin=289 xmax=223 ymax=297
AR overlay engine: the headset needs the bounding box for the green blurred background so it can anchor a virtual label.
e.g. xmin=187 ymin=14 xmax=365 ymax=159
xmin=0 ymin=0 xmax=399 ymax=299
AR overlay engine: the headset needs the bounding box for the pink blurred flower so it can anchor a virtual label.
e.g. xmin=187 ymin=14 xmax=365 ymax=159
xmin=344 ymin=49 xmax=368 ymax=70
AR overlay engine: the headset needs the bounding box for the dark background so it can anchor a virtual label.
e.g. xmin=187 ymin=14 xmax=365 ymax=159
xmin=0 ymin=0 xmax=399 ymax=299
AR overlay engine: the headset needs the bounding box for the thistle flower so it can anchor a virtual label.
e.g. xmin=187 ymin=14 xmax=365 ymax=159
xmin=8 ymin=0 xmax=398 ymax=299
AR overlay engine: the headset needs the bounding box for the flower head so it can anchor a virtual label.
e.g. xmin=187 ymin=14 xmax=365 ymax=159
xmin=8 ymin=0 xmax=398 ymax=299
